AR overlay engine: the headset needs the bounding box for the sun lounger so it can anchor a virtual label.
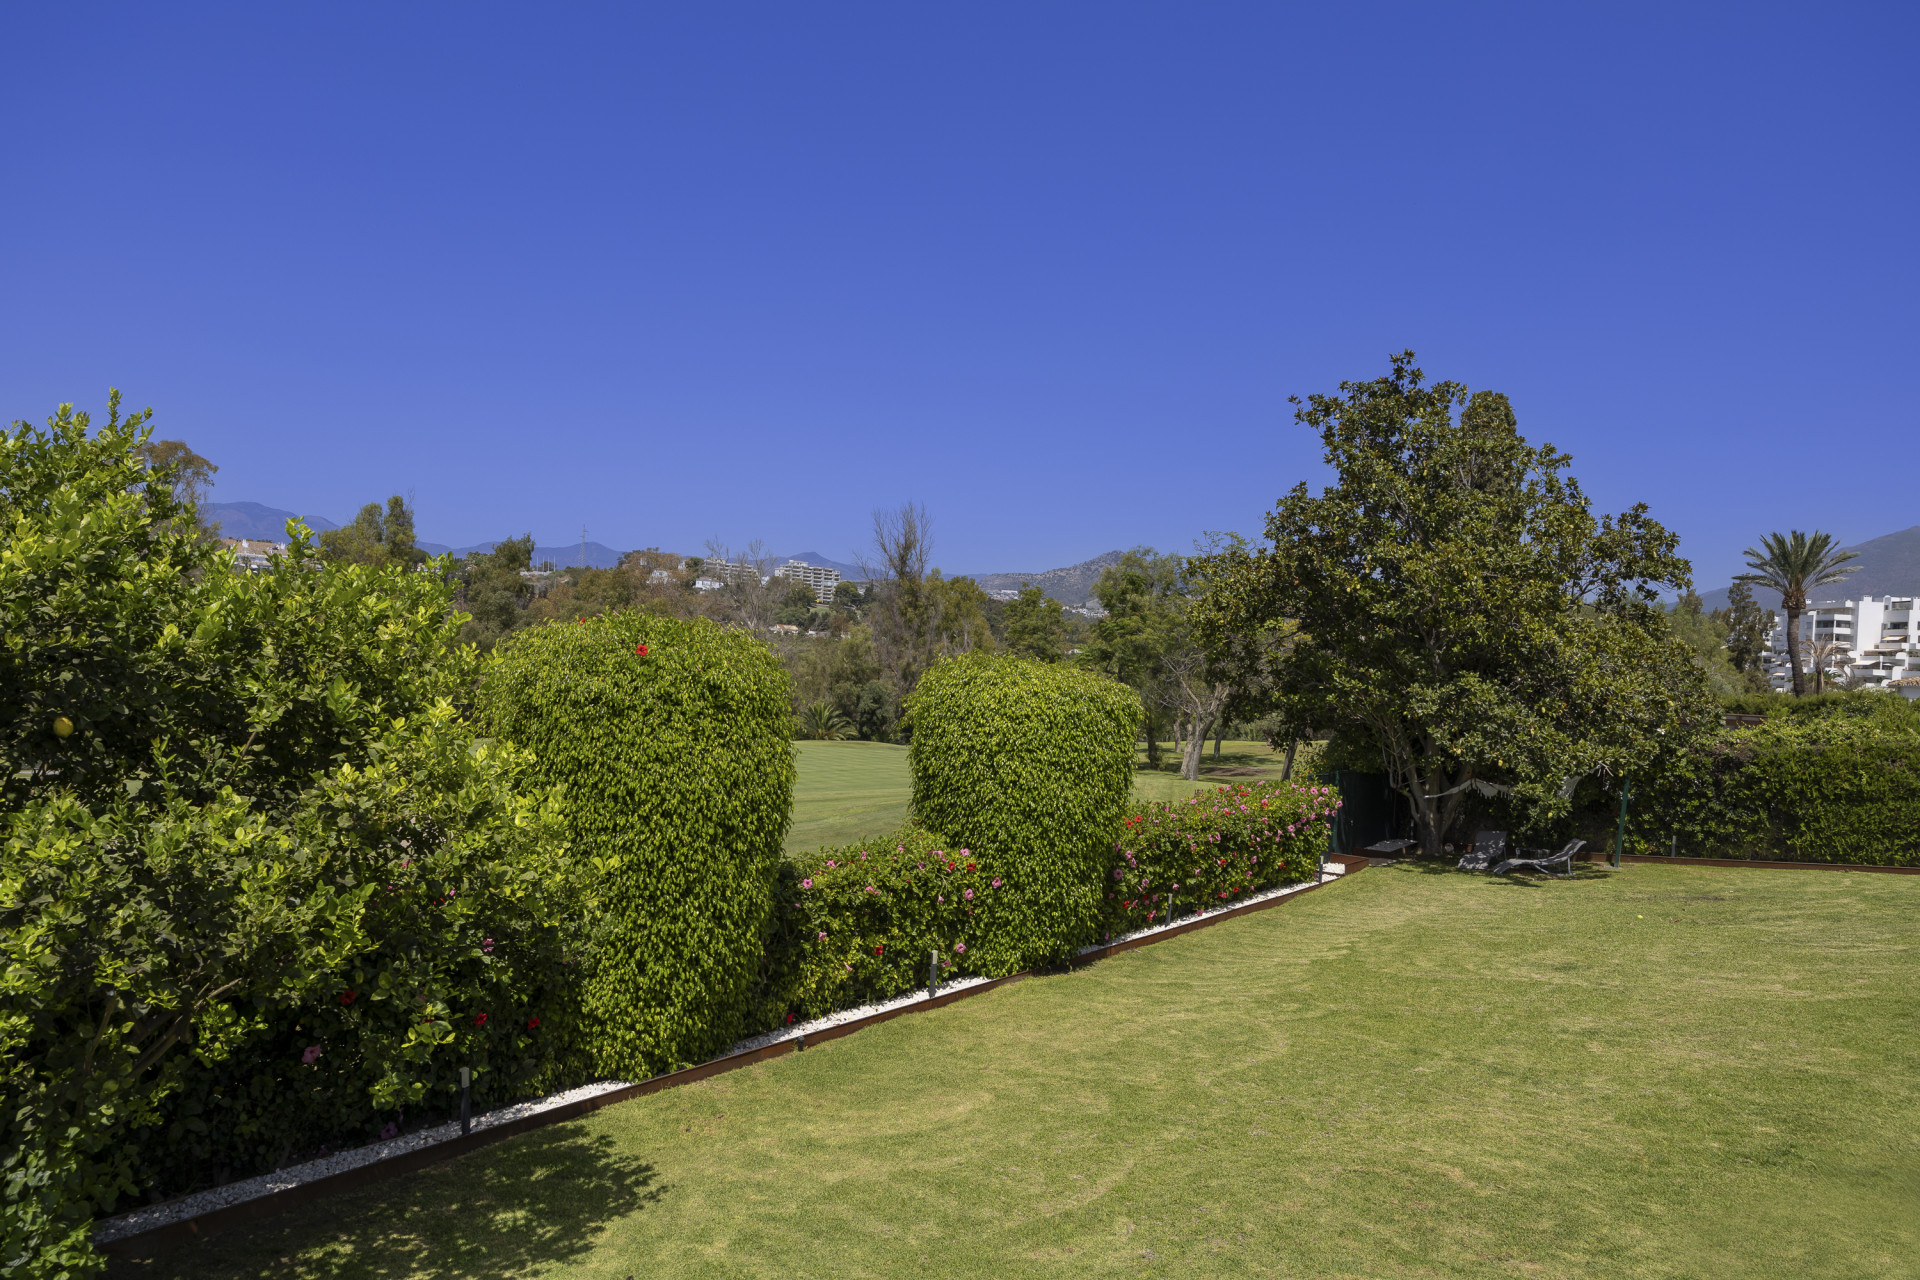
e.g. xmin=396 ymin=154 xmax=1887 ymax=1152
xmin=1456 ymin=830 xmax=1507 ymax=872
xmin=1492 ymin=839 xmax=1586 ymax=877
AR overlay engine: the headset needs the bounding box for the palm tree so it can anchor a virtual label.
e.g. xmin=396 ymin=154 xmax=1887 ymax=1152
xmin=1802 ymin=638 xmax=1847 ymax=695
xmin=796 ymin=702 xmax=852 ymax=741
xmin=1737 ymin=531 xmax=1860 ymax=696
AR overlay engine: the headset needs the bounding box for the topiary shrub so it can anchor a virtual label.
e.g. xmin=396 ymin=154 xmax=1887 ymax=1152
xmin=906 ymin=653 xmax=1138 ymax=970
xmin=476 ymin=613 xmax=795 ymax=1078
xmin=1100 ymin=780 xmax=1338 ymax=939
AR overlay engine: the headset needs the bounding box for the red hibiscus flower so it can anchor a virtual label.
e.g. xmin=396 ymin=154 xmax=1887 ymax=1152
xmin=473 ymin=1013 xmax=488 ymax=1027
xmin=339 ymin=990 xmax=357 ymax=1005
xmin=635 ymin=643 xmax=649 ymax=656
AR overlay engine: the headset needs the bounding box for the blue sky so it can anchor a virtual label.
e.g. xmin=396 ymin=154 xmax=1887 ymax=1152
xmin=3 ymin=4 xmax=1914 ymax=585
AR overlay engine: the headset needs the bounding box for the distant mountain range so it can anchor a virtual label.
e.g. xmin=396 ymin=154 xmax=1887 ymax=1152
xmin=971 ymin=551 xmax=1125 ymax=607
xmin=206 ymin=503 xmax=1129 ymax=600
xmin=1700 ymin=525 xmax=1920 ymax=611
xmin=203 ymin=503 xmax=625 ymax=567
xmin=204 ymin=501 xmax=339 ymax=538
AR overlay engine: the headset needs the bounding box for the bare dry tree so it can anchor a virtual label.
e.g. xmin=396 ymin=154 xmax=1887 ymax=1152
xmin=703 ymin=538 xmax=780 ymax=632
xmin=860 ymin=502 xmax=943 ymax=699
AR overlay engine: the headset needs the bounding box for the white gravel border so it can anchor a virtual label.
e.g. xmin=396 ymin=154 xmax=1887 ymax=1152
xmin=93 ymin=1078 xmax=634 ymax=1244
xmin=95 ymin=864 xmax=1347 ymax=1245
xmin=1075 ymin=866 xmax=1339 ymax=955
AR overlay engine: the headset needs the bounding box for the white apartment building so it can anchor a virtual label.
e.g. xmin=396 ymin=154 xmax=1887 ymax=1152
xmin=773 ymin=559 xmax=841 ymax=605
xmin=1764 ymin=594 xmax=1920 ymax=692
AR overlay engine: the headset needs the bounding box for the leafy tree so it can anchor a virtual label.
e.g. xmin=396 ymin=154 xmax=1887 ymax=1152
xmin=830 ymin=579 xmax=865 ymax=617
xmin=1191 ymin=353 xmax=1710 ymax=855
xmin=1003 ymin=586 xmax=1066 ymax=662
xmin=775 ymin=580 xmax=820 ymax=628
xmin=133 ymin=439 xmax=218 ymax=535
xmin=1664 ymin=590 xmax=1747 ymax=698
xmin=1735 ymin=530 xmax=1859 ymax=696
xmin=318 ymin=495 xmax=423 ymax=570
xmin=1081 ymin=550 xmax=1180 ymax=768
xmin=0 ymin=397 xmax=579 ymax=1275
xmin=1714 ymin=580 xmax=1777 ymax=688
xmin=452 ymin=534 xmax=536 ymax=649
xmin=929 ymin=572 xmax=993 ymax=655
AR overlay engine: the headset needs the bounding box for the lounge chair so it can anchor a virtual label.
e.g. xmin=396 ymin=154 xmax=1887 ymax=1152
xmin=1493 ymin=839 xmax=1586 ymax=878
xmin=1456 ymin=830 xmax=1507 ymax=872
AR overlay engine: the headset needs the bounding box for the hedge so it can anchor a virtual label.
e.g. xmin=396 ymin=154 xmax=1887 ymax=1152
xmin=1101 ymin=780 xmax=1338 ymax=938
xmin=755 ymin=828 xmax=1000 ymax=1027
xmin=1 ymin=398 xmax=586 ymax=1277
xmin=476 ymin=613 xmax=796 ymax=1078
xmin=906 ymin=654 xmax=1139 ymax=970
xmin=1628 ymin=717 xmax=1920 ymax=865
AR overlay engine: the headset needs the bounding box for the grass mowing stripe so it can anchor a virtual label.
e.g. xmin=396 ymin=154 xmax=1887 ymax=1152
xmin=130 ymin=864 xmax=1920 ymax=1279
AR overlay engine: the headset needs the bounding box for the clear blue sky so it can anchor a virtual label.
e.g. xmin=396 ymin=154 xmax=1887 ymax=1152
xmin=3 ymin=4 xmax=1913 ymax=585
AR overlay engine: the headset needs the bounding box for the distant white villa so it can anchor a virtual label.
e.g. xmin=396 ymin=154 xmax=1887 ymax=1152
xmin=1764 ymin=594 xmax=1920 ymax=696
xmin=218 ymin=537 xmax=284 ymax=573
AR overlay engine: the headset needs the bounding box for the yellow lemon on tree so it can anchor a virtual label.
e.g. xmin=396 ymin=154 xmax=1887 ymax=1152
xmin=53 ymin=716 xmax=74 ymax=738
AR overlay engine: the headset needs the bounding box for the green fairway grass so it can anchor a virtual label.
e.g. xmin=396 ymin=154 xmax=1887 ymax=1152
xmin=127 ymin=862 xmax=1920 ymax=1279
xmin=785 ymin=738 xmax=1295 ymax=856
xmin=783 ymin=739 xmax=912 ymax=855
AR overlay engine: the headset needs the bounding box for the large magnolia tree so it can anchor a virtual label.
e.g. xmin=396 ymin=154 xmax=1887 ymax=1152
xmin=1190 ymin=354 xmax=1713 ymax=855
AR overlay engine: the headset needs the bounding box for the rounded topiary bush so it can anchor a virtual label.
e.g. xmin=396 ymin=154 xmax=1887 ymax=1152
xmin=475 ymin=612 xmax=795 ymax=1077
xmin=906 ymin=653 xmax=1139 ymax=969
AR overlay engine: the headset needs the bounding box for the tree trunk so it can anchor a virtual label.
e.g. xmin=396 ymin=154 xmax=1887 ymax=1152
xmin=1786 ymin=606 xmax=1806 ymax=696
xmin=1181 ymin=722 xmax=1209 ymax=781
xmin=1281 ymin=739 xmax=1298 ymax=780
xmin=1143 ymin=707 xmax=1161 ymax=770
xmin=1213 ymin=725 xmax=1223 ymax=759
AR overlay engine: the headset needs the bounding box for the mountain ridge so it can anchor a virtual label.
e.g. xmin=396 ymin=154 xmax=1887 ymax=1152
xmin=1698 ymin=525 xmax=1920 ymax=611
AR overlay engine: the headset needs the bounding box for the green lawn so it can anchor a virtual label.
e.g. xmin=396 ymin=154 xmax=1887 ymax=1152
xmin=786 ymin=739 xmax=1295 ymax=855
xmin=783 ymin=740 xmax=912 ymax=855
xmin=127 ymin=863 xmax=1920 ymax=1278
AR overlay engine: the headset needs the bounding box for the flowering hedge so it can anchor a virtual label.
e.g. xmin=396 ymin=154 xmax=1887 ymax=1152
xmin=907 ymin=654 xmax=1139 ymax=970
xmin=1098 ymin=780 xmax=1340 ymax=939
xmin=476 ymin=612 xmax=795 ymax=1079
xmin=755 ymin=827 xmax=1002 ymax=1026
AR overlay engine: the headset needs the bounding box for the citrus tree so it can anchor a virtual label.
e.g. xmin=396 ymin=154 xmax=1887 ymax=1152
xmin=0 ymin=396 xmax=580 ymax=1277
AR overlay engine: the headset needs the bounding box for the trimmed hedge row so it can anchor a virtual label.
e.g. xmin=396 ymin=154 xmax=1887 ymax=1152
xmin=1100 ymin=780 xmax=1338 ymax=939
xmin=906 ymin=653 xmax=1140 ymax=970
xmin=1628 ymin=718 xmax=1920 ymax=865
xmin=755 ymin=828 xmax=1001 ymax=1025
xmin=475 ymin=613 xmax=796 ymax=1078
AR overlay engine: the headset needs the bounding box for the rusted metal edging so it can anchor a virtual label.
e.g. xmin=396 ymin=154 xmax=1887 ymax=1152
xmin=102 ymin=862 xmax=1364 ymax=1260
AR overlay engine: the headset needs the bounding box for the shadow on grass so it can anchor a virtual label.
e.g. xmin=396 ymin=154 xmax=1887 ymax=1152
xmin=1381 ymin=859 xmax=1615 ymax=886
xmin=114 ymin=1123 xmax=664 ymax=1280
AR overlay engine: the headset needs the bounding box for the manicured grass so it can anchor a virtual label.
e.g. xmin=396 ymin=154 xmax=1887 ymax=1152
xmin=784 ymin=739 xmax=911 ymax=855
xmin=1130 ymin=738 xmax=1295 ymax=804
xmin=127 ymin=863 xmax=1920 ymax=1278
xmin=786 ymin=738 xmax=1295 ymax=855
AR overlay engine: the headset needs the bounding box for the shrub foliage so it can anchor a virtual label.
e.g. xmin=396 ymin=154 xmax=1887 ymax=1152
xmin=1630 ymin=712 xmax=1920 ymax=865
xmin=1100 ymin=780 xmax=1339 ymax=938
xmin=757 ymin=828 xmax=1000 ymax=1026
xmin=907 ymin=654 xmax=1139 ymax=969
xmin=476 ymin=613 xmax=796 ymax=1078
xmin=0 ymin=398 xmax=582 ymax=1277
